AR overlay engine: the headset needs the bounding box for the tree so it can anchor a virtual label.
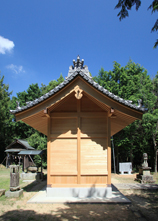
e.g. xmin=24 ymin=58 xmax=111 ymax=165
xmin=9 ymin=74 xmax=64 ymax=167
xmin=0 ymin=75 xmax=12 ymax=163
xmin=94 ymin=60 xmax=157 ymax=171
xmin=10 ymin=83 xmax=43 ymax=140
xmin=115 ymin=0 xmax=158 ymax=48
xmin=41 ymin=74 xmax=64 ymax=95
xmin=94 ymin=60 xmax=155 ymax=109
xmin=27 ymin=132 xmax=47 ymax=168
xmin=151 ymin=72 xmax=158 ymax=172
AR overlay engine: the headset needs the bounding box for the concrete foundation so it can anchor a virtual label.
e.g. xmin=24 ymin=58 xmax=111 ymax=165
xmin=5 ymin=189 xmax=23 ymax=198
xmin=46 ymin=186 xmax=112 ymax=199
xmin=28 ymin=185 xmax=131 ymax=204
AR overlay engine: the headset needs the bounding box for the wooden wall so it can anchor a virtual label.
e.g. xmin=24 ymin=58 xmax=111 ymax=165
xmin=48 ymin=93 xmax=109 ymax=187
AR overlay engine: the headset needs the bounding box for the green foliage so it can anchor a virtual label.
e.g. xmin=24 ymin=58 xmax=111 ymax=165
xmin=94 ymin=60 xmax=156 ymax=109
xmin=94 ymin=60 xmax=158 ymax=171
xmin=115 ymin=0 xmax=158 ymax=48
xmin=27 ymin=132 xmax=47 ymax=168
xmin=7 ymin=73 xmax=64 ymax=167
xmin=115 ymin=0 xmax=141 ymax=20
xmin=41 ymin=74 xmax=64 ymax=95
xmin=0 ymin=75 xmax=12 ymax=163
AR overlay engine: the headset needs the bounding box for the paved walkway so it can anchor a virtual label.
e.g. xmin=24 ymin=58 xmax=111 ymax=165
xmin=27 ymin=185 xmax=131 ymax=204
xmin=27 ymin=183 xmax=158 ymax=204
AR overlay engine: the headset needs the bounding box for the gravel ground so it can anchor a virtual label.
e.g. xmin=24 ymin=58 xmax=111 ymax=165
xmin=0 ymin=173 xmax=158 ymax=221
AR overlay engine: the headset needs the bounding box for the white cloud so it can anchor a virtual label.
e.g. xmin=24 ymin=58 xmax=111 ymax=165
xmin=6 ymin=64 xmax=25 ymax=75
xmin=0 ymin=36 xmax=15 ymax=54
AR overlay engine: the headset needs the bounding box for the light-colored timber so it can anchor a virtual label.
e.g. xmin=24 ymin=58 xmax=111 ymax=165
xmin=107 ymin=117 xmax=111 ymax=185
xmin=15 ymin=77 xmax=142 ymax=137
xmin=47 ymin=115 xmax=51 ymax=185
xmin=14 ymin=75 xmax=143 ymax=188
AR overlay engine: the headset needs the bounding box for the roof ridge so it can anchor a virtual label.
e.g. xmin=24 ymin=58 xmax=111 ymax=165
xmin=10 ymin=60 xmax=145 ymax=114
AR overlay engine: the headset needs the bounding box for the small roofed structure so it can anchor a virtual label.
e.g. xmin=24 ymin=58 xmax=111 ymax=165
xmin=5 ymin=139 xmax=43 ymax=173
xmin=10 ymin=56 xmax=145 ymax=199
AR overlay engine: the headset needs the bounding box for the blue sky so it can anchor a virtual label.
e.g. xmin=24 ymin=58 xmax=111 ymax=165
xmin=0 ymin=0 xmax=157 ymax=97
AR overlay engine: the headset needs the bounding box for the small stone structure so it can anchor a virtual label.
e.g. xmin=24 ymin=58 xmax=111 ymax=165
xmin=20 ymin=171 xmax=43 ymax=181
xmin=20 ymin=165 xmax=43 ymax=181
xmin=5 ymin=165 xmax=23 ymax=198
xmin=119 ymin=162 xmax=132 ymax=175
xmin=136 ymin=153 xmax=155 ymax=184
xmin=0 ymin=189 xmax=5 ymax=197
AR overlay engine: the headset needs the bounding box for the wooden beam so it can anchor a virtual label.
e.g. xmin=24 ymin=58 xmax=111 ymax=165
xmin=76 ymin=76 xmax=143 ymax=119
xmin=108 ymin=108 xmax=117 ymax=118
xmin=77 ymin=99 xmax=81 ymax=184
xmin=15 ymin=76 xmax=143 ymax=123
xmin=50 ymin=112 xmax=107 ymax=118
xmin=107 ymin=116 xmax=111 ymax=185
xmin=44 ymin=109 xmax=50 ymax=118
xmin=47 ymin=115 xmax=51 ymax=185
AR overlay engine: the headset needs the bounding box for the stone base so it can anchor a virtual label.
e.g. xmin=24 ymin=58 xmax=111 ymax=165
xmin=5 ymin=189 xmax=23 ymax=198
xmin=139 ymin=168 xmax=151 ymax=176
xmin=120 ymin=171 xmax=132 ymax=175
xmin=27 ymin=166 xmax=38 ymax=173
xmin=46 ymin=186 xmax=112 ymax=199
xmin=10 ymin=185 xmax=20 ymax=191
xmin=20 ymin=172 xmax=43 ymax=181
xmin=0 ymin=189 xmax=6 ymax=197
xmin=136 ymin=174 xmax=155 ymax=184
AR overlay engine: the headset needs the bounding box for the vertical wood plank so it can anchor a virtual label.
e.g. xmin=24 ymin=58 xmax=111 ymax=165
xmin=77 ymin=99 xmax=81 ymax=184
xmin=47 ymin=115 xmax=51 ymax=185
xmin=107 ymin=116 xmax=111 ymax=185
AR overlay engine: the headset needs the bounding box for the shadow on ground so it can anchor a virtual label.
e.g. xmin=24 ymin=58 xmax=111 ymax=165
xmin=0 ymin=204 xmax=134 ymax=221
xmin=0 ymin=190 xmax=158 ymax=221
xmin=22 ymin=174 xmax=47 ymax=192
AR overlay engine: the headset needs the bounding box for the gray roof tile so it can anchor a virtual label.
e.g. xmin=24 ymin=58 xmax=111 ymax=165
xmin=10 ymin=57 xmax=145 ymax=114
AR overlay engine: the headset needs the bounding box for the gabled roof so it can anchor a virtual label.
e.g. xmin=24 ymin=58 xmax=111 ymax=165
xmin=10 ymin=56 xmax=145 ymax=115
xmin=6 ymin=139 xmax=34 ymax=150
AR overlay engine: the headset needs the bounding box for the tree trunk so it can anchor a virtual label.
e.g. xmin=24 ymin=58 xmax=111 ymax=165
xmin=153 ymin=120 xmax=158 ymax=173
xmin=155 ymin=146 xmax=157 ymax=173
xmin=130 ymin=141 xmax=133 ymax=165
xmin=116 ymin=145 xmax=119 ymax=173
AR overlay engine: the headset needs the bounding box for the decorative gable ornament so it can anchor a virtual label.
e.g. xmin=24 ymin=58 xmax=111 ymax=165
xmin=67 ymin=55 xmax=91 ymax=79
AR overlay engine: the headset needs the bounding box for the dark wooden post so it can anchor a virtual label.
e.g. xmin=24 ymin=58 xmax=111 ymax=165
xmin=22 ymin=156 xmax=24 ymax=172
xmin=6 ymin=155 xmax=8 ymax=168
xmin=41 ymin=155 xmax=43 ymax=173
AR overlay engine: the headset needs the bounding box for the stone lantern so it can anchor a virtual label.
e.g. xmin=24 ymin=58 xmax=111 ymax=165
xmin=136 ymin=153 xmax=155 ymax=184
xmin=5 ymin=165 xmax=23 ymax=198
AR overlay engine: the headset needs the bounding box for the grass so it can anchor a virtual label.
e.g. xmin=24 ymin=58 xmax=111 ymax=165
xmin=0 ymin=166 xmax=47 ymax=203
xmin=0 ymin=167 xmax=25 ymax=191
xmin=0 ymin=168 xmax=10 ymax=191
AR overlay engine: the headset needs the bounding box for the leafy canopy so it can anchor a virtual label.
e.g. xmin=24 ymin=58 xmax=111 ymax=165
xmin=115 ymin=0 xmax=158 ymax=48
xmin=94 ymin=60 xmax=157 ymax=170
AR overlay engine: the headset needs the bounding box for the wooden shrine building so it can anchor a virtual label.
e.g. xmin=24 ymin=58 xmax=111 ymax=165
xmin=10 ymin=56 xmax=144 ymax=198
xmin=5 ymin=139 xmax=43 ymax=172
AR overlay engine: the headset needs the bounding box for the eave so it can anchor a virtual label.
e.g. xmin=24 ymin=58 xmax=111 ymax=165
xmin=13 ymin=75 xmax=143 ymax=136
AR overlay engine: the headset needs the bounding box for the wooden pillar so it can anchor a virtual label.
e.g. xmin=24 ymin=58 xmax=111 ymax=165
xmin=47 ymin=115 xmax=51 ymax=186
xmin=6 ymin=155 xmax=8 ymax=168
xmin=77 ymin=99 xmax=81 ymax=184
xmin=107 ymin=117 xmax=111 ymax=185
xmin=18 ymin=156 xmax=20 ymax=166
xmin=41 ymin=155 xmax=43 ymax=173
xmin=22 ymin=156 xmax=24 ymax=172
